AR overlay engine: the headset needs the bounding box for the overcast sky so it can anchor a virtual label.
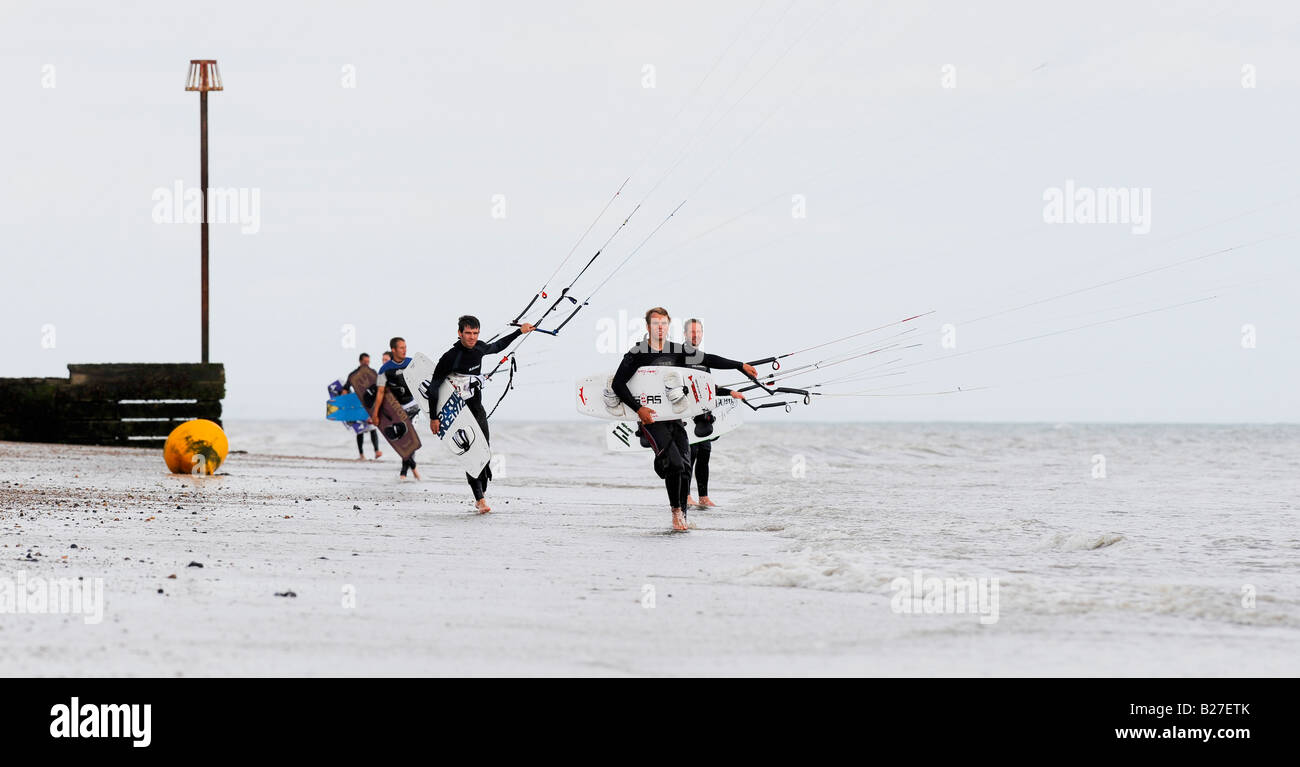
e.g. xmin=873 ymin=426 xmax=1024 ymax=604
xmin=2 ymin=0 xmax=1296 ymax=422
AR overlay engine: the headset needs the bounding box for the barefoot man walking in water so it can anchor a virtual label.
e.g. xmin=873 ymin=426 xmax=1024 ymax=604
xmin=683 ymin=318 xmax=745 ymax=509
xmin=612 ymin=307 xmax=756 ymax=531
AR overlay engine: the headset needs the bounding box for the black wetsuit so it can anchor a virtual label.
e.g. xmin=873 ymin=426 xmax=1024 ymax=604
xmin=612 ymin=340 xmax=743 ymax=510
xmin=684 ymin=357 xmax=734 ymax=499
xmin=356 ymin=430 xmax=379 ymax=456
xmin=430 ymin=329 xmax=522 ymax=500
xmin=341 ymin=366 xmax=379 ymax=456
xmin=378 ymin=357 xmax=421 ymax=476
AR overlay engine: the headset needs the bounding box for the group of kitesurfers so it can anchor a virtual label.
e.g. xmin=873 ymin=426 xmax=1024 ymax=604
xmin=341 ymin=307 xmax=752 ymax=530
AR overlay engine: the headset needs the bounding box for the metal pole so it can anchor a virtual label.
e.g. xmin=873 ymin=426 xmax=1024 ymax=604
xmin=186 ymin=59 xmax=220 ymax=364
xmin=200 ymin=89 xmax=209 ymax=364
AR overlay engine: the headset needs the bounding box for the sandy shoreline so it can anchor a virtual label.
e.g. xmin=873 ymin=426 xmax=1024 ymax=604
xmin=1 ymin=436 xmax=1294 ymax=676
xmin=0 ymin=439 xmax=862 ymax=675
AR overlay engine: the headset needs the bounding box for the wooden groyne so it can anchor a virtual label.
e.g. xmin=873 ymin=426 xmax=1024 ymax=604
xmin=0 ymin=363 xmax=224 ymax=448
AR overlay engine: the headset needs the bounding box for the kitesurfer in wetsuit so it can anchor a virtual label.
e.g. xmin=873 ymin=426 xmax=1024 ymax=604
xmin=612 ymin=307 xmax=756 ymax=531
xmin=429 ymin=315 xmax=535 ymax=513
xmin=343 ymin=352 xmax=382 ymax=460
xmin=682 ymin=318 xmax=746 ymax=509
xmin=371 ymin=337 xmax=421 ymax=480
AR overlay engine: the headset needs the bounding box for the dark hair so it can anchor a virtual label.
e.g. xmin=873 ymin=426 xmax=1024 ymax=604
xmin=388 ymin=337 xmax=404 ymax=350
xmin=685 ymin=318 xmax=703 ymax=329
xmin=458 ymin=315 xmax=481 ymax=332
xmin=358 ymin=352 xmax=370 ymax=362
xmin=382 ymin=351 xmax=391 ymax=359
xmin=644 ymin=307 xmax=670 ymax=325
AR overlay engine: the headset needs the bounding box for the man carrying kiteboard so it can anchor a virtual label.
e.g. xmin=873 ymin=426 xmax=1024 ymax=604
xmin=342 ymin=352 xmax=382 ymax=461
xmin=371 ymin=337 xmax=422 ymax=480
xmin=682 ymin=318 xmax=745 ymax=509
xmin=429 ymin=315 xmax=535 ymax=513
xmin=612 ymin=307 xmax=756 ymax=531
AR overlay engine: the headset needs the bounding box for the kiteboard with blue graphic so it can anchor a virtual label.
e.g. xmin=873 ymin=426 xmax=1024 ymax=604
xmin=422 ymin=375 xmax=491 ymax=476
xmin=326 ymin=392 xmax=370 ymax=423
xmin=327 ymin=379 xmax=376 ymax=436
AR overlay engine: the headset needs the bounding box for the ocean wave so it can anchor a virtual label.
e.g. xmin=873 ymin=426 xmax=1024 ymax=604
xmin=719 ymin=557 xmax=1300 ymax=628
xmin=722 ymin=551 xmax=894 ymax=592
xmin=1003 ymin=579 xmax=1300 ymax=627
xmin=1035 ymin=532 xmax=1126 ymax=551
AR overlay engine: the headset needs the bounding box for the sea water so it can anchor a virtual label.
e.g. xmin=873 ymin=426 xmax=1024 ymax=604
xmin=227 ymin=419 xmax=1300 ymax=674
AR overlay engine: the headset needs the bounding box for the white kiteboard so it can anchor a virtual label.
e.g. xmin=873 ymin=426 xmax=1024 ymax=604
xmin=605 ymin=394 xmax=744 ymax=452
xmin=576 ymin=366 xmax=718 ymax=422
xmin=397 ymin=352 xmax=440 ymax=423
xmin=422 ymin=373 xmax=491 ymax=476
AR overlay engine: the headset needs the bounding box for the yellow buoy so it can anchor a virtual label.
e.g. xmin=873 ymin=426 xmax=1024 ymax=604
xmin=163 ymin=419 xmax=229 ymax=475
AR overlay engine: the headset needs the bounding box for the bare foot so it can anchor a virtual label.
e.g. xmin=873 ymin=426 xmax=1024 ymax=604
xmin=671 ymin=508 xmax=688 ymax=531
xmin=686 ymin=496 xmax=697 ymax=508
xmin=374 ymin=450 xmax=383 ymax=460
xmin=476 ymin=498 xmax=492 ymax=514
xmin=697 ymin=496 xmax=717 ymax=508
xmin=356 ymin=455 xmax=366 ymax=461
xmin=411 ymin=467 xmax=421 ymax=480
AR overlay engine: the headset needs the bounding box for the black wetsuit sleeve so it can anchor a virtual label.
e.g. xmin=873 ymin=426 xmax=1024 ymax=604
xmin=701 ymin=353 xmax=744 ymax=372
xmin=477 ymin=329 xmax=522 ymax=355
xmin=702 ymin=354 xmax=744 ymax=396
xmin=612 ymin=352 xmax=643 ymax=413
xmin=429 ymin=348 xmax=458 ymax=407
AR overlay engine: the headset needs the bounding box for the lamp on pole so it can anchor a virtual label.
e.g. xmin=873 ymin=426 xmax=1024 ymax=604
xmin=185 ymin=60 xmax=222 ymax=364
